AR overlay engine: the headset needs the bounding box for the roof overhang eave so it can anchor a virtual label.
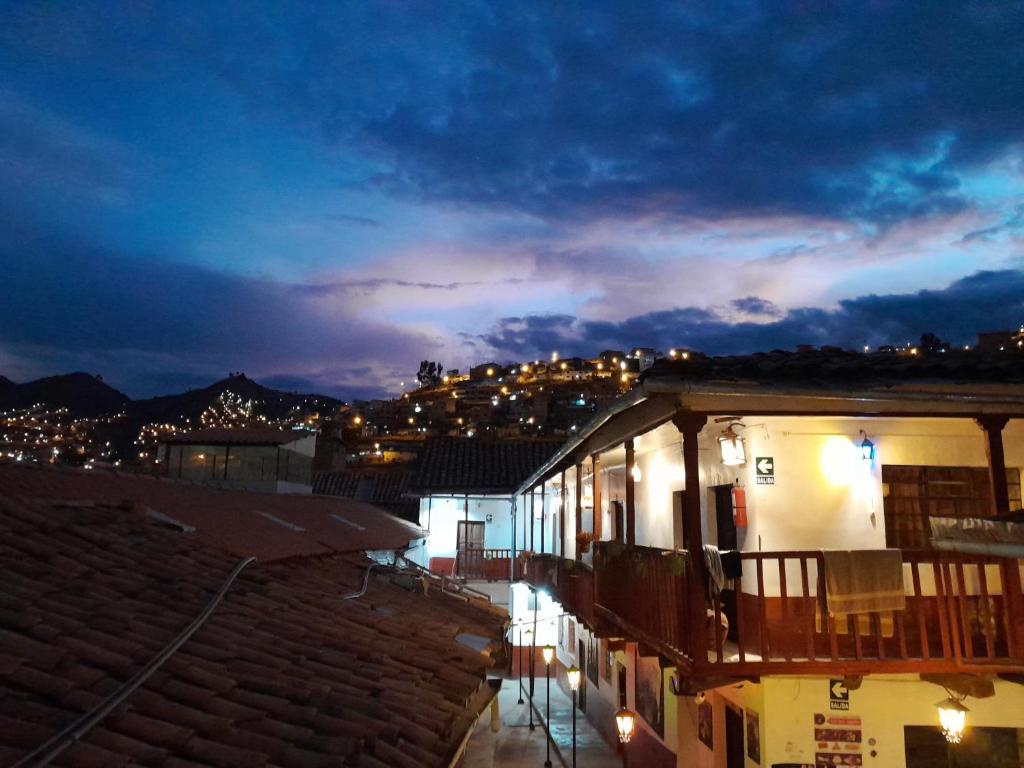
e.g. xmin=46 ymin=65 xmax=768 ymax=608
xmin=512 ymin=387 xmax=650 ymax=496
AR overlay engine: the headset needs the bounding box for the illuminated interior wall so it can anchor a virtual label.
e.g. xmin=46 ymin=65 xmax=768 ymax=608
xmin=510 ymin=581 xmax=560 ymax=647
xmin=761 ymin=675 xmax=1024 ymax=768
xmin=616 ymin=415 xmax=1023 ymax=555
xmin=416 ymin=494 xmax=513 ymax=560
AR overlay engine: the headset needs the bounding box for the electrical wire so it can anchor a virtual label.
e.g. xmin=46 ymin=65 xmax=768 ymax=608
xmin=12 ymin=556 xmax=257 ymax=768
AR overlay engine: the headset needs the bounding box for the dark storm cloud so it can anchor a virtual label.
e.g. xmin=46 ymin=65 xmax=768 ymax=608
xmin=6 ymin=1 xmax=1021 ymax=225
xmin=0 ymin=217 xmax=434 ymax=397
xmin=482 ymin=271 xmax=1024 ymax=358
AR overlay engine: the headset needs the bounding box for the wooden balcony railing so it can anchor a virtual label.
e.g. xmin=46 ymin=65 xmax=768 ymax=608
xmin=455 ymin=548 xmax=521 ymax=581
xmin=593 ymin=542 xmax=690 ymax=658
xmin=528 ymin=542 xmax=1024 ymax=678
xmin=715 ymin=550 xmax=1024 ymax=674
xmin=522 ymin=554 xmax=597 ymax=628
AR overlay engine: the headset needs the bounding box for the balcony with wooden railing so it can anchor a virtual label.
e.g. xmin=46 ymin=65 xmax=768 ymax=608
xmin=524 ymin=542 xmax=1024 ymax=681
xmin=452 ymin=548 xmax=522 ymax=581
xmin=522 ymin=553 xmax=598 ymax=629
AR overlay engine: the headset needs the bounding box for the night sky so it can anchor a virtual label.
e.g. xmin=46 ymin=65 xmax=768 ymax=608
xmin=2 ymin=2 xmax=1023 ymax=399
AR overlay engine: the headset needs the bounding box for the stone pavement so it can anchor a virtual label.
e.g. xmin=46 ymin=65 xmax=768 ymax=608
xmin=462 ymin=675 xmax=621 ymax=768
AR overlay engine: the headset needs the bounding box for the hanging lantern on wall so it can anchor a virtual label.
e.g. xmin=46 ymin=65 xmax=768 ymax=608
xmin=615 ymin=708 xmax=637 ymax=744
xmin=859 ymin=430 xmax=875 ymax=462
xmin=936 ymin=696 xmax=969 ymax=744
xmin=718 ymin=425 xmax=746 ymax=466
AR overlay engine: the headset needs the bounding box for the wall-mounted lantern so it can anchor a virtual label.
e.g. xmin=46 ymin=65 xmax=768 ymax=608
xmin=937 ymin=696 xmax=968 ymax=743
xmin=859 ymin=430 xmax=875 ymax=462
xmin=718 ymin=424 xmax=746 ymax=466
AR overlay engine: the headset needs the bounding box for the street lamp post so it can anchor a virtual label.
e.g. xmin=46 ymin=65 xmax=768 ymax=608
xmin=615 ymin=707 xmax=637 ymax=768
xmin=525 ymin=629 xmax=535 ymax=730
xmin=566 ymin=665 xmax=581 ymax=768
xmin=517 ymin=627 xmax=525 ymax=705
xmin=542 ymin=645 xmax=555 ymax=768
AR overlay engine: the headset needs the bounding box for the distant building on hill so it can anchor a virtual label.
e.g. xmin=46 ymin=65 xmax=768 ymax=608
xmin=160 ymin=427 xmax=316 ymax=493
xmin=978 ymin=326 xmax=1024 ymax=351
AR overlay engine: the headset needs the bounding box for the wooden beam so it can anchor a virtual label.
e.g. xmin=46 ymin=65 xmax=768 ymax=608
xmin=625 ymin=439 xmax=636 ymax=545
xmin=673 ymin=412 xmax=708 ymax=663
xmin=540 ymin=483 xmax=546 ymax=554
xmin=977 ymin=415 xmax=1011 ymax=516
xmin=592 ymin=453 xmax=602 ymax=542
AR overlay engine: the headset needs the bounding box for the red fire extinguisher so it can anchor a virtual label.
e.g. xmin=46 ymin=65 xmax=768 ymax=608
xmin=732 ymin=481 xmax=748 ymax=528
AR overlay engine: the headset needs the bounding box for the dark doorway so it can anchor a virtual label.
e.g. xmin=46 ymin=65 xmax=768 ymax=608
xmin=612 ymin=500 xmax=625 ymax=543
xmin=577 ymin=639 xmax=587 ymax=711
xmin=725 ymin=704 xmax=744 ymax=768
xmin=712 ymin=484 xmax=737 ymax=550
xmin=616 ymin=661 xmax=627 ymax=707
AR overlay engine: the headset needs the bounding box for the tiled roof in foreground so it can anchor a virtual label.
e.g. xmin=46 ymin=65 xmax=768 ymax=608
xmin=411 ymin=437 xmax=562 ymax=495
xmin=0 ymin=464 xmax=425 ymax=560
xmin=0 ymin=493 xmax=507 ymax=767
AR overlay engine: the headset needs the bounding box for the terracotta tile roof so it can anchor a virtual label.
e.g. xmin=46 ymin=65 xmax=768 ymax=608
xmin=0 ymin=464 xmax=425 ymax=561
xmin=313 ymin=469 xmax=411 ymax=505
xmin=313 ymin=469 xmax=420 ymax=524
xmin=411 ymin=437 xmax=562 ymax=494
xmin=160 ymin=428 xmax=309 ymax=446
xmin=643 ymin=347 xmax=1024 ymax=388
xmin=0 ymin=494 xmax=507 ymax=767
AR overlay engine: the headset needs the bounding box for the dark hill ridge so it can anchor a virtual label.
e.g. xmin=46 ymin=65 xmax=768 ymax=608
xmin=0 ymin=372 xmax=342 ymax=421
xmin=128 ymin=373 xmax=342 ymax=422
xmin=0 ymin=372 xmax=129 ymax=416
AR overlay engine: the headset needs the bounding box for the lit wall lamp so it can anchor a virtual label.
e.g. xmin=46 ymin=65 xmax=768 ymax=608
xmin=718 ymin=423 xmax=746 ymax=466
xmin=859 ymin=430 xmax=875 ymax=462
xmin=937 ymin=696 xmax=968 ymax=744
xmin=631 ymin=464 xmax=642 ymax=483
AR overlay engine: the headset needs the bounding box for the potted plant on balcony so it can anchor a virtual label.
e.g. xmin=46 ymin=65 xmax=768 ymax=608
xmin=575 ymin=531 xmax=595 ymax=553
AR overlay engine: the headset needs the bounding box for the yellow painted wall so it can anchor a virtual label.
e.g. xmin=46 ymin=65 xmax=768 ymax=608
xmin=762 ymin=675 xmax=1024 ymax=767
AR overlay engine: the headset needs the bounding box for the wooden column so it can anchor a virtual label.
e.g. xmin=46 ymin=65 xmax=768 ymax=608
xmin=529 ymin=489 xmax=535 ymax=552
xmin=463 ymin=494 xmax=470 ymax=579
xmin=592 ymin=453 xmax=602 ymax=541
xmin=540 ymin=483 xmax=546 ymax=554
xmin=521 ymin=493 xmax=527 ymax=553
xmin=559 ymin=469 xmax=567 ymax=557
xmin=575 ymin=462 xmax=583 ymax=560
xmin=510 ymin=498 xmax=517 ymax=580
xmin=977 ymin=415 xmax=1011 ymax=515
xmin=625 ymin=439 xmax=636 ymax=545
xmin=673 ymin=412 xmax=708 ymax=662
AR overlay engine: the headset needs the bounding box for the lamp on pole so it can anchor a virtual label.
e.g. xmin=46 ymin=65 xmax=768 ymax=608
xmin=517 ymin=626 xmax=525 ymax=705
xmin=615 ymin=707 xmax=637 ymax=767
xmin=542 ymin=645 xmax=555 ymax=768
xmin=566 ymin=665 xmax=581 ymax=768
xmin=525 ymin=629 xmax=535 ymax=730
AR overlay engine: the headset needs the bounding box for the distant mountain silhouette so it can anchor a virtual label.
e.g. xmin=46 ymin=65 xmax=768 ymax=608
xmin=0 ymin=372 xmax=341 ymax=422
xmin=127 ymin=373 xmax=342 ymax=422
xmin=0 ymin=372 xmax=130 ymax=416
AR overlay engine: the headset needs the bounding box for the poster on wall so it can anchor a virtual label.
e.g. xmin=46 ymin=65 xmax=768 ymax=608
xmin=586 ymin=633 xmax=599 ymax=685
xmin=697 ymin=699 xmax=713 ymax=750
xmin=568 ymin=619 xmax=576 ymax=653
xmin=636 ymin=656 xmax=664 ymax=739
xmin=746 ymin=709 xmax=761 ymax=764
xmin=602 ymin=641 xmax=613 ymax=684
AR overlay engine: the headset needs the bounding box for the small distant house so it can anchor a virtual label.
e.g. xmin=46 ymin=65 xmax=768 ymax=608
xmin=407 ymin=436 xmax=560 ymax=603
xmin=160 ymin=427 xmax=316 ymax=493
xmin=469 ymin=362 xmax=505 ymax=381
xmin=631 ymin=346 xmax=658 ymax=370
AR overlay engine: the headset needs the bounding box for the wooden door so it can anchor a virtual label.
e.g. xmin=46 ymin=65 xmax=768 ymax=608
xmin=725 ymin=705 xmax=744 ymax=768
